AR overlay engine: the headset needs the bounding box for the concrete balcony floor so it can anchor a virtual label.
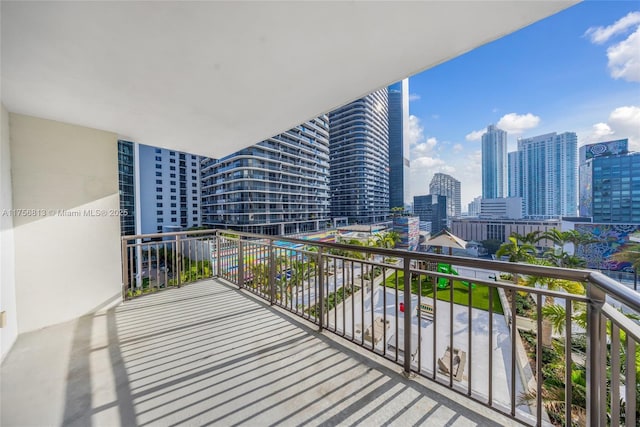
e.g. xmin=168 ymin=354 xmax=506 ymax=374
xmin=2 ymin=279 xmax=520 ymax=426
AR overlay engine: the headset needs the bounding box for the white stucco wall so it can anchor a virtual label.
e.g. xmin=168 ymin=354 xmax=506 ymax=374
xmin=0 ymin=104 xmax=18 ymax=360
xmin=9 ymin=113 xmax=121 ymax=334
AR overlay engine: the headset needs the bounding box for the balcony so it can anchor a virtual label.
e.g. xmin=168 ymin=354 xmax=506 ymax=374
xmin=1 ymin=278 xmax=516 ymax=426
xmin=3 ymin=229 xmax=638 ymax=425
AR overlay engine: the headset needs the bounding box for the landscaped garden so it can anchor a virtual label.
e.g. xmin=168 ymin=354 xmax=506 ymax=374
xmin=383 ymin=270 xmax=504 ymax=314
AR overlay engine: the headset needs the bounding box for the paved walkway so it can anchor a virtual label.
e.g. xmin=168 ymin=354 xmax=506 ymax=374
xmin=2 ymin=279 xmax=520 ymax=426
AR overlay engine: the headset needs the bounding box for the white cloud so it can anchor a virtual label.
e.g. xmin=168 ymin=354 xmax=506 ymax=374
xmin=584 ymin=105 xmax=640 ymax=151
xmin=585 ymin=11 xmax=640 ymax=44
xmin=453 ymin=144 xmax=463 ymax=153
xmin=606 ymin=27 xmax=640 ymax=82
xmin=590 ymin=122 xmax=614 ymax=140
xmin=497 ymin=112 xmax=541 ymax=134
xmin=409 ymin=93 xmax=421 ymax=102
xmin=585 ymin=12 xmax=640 ymax=82
xmin=407 ymin=115 xmax=425 ymax=147
xmin=465 ymin=128 xmax=486 ymax=142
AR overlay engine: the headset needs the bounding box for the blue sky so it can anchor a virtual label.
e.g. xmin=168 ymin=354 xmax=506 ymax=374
xmin=406 ymin=1 xmax=640 ymax=208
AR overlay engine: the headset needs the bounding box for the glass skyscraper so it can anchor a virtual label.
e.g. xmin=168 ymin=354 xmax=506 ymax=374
xmin=481 ymin=124 xmax=507 ymax=199
xmin=329 ymin=89 xmax=389 ymax=224
xmin=388 ymin=79 xmax=410 ymax=210
xmin=117 ymin=140 xmax=136 ymax=236
xmin=516 ymin=132 xmax=578 ymax=218
xmin=429 ymin=172 xmax=461 ymax=218
xmin=201 ymin=117 xmax=330 ymax=235
xmin=578 ymin=139 xmax=639 ymax=222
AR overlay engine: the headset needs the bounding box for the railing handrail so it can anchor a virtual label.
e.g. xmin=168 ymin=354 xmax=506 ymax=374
xmin=122 ymin=228 xmax=638 ymax=310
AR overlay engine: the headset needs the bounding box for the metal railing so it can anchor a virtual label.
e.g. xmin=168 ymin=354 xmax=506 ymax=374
xmin=121 ymin=229 xmax=640 ymax=427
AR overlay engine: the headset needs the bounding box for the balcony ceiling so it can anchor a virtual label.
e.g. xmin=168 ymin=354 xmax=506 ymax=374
xmin=1 ymin=1 xmax=578 ymax=159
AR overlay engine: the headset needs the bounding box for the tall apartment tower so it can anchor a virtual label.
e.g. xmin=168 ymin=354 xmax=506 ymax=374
xmin=201 ymin=117 xmax=330 ymax=235
xmin=117 ymin=140 xmax=136 ymax=236
xmin=138 ymin=145 xmax=203 ymax=234
xmin=481 ymin=124 xmax=508 ymax=199
xmin=508 ymin=151 xmax=523 ymax=198
xmin=579 ymin=139 xmax=639 ymax=222
xmin=429 ymin=172 xmax=461 ymax=218
xmin=329 ymin=89 xmax=389 ymax=224
xmin=413 ymin=194 xmax=447 ymax=234
xmin=517 ymin=132 xmax=578 ymax=218
xmin=388 ymin=79 xmax=410 ymax=210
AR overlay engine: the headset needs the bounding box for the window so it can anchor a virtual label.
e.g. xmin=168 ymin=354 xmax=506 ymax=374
xmin=170 ymin=188 xmax=176 ymax=193
xmin=192 ymin=197 xmax=197 ymax=201
xmin=156 ymin=172 xmax=162 ymax=177
xmin=155 ymin=156 xmax=161 ymax=161
xmin=192 ymin=190 xmax=197 ymax=194
xmin=170 ymin=196 xmax=176 ymax=200
xmin=156 ymin=195 xmax=163 ymax=200
xmin=192 ymin=183 xmax=197 ymax=187
xmin=193 ymin=217 xmax=198 ymax=222
xmin=155 ymin=164 xmax=162 ymax=169
xmin=157 ymin=226 xmax=162 ymax=232
xmin=170 ymin=173 xmax=176 ymax=178
xmin=171 ymin=203 xmax=176 ymax=207
xmin=170 ymin=151 xmax=175 ymax=156
xmin=158 ymin=218 xmax=163 ymax=223
xmin=191 ymin=169 xmax=197 ymax=174
xmin=170 ymin=166 xmax=176 ymax=171
xmin=156 ymin=202 xmax=163 ymax=207
xmin=155 ymin=179 xmax=162 ymax=185
xmin=192 ymin=203 xmax=198 ymax=208
xmin=155 ymin=148 xmax=161 ymax=153
xmin=171 ymin=181 xmax=176 ymax=185
xmin=171 ymin=218 xmax=176 ymax=222
xmin=171 ymin=210 xmax=176 ymax=215
xmin=191 ymin=162 xmax=196 ymax=167
xmin=156 ymin=210 xmax=163 ymax=215
xmin=170 ymin=158 xmax=176 ymax=163
xmin=156 ymin=187 xmax=162 ymax=192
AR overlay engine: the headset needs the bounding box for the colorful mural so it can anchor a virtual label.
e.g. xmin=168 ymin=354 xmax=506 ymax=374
xmin=576 ymin=223 xmax=640 ymax=271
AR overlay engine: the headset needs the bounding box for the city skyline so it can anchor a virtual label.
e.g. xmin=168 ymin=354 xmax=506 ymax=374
xmin=407 ymin=1 xmax=640 ymax=206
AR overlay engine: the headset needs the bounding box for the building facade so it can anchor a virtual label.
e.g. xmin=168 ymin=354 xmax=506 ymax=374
xmin=578 ymin=139 xmax=639 ymax=223
xmin=480 ymin=197 xmax=523 ymax=219
xmin=429 ymin=172 xmax=461 ymax=218
xmin=117 ymin=140 xmax=136 ymax=236
xmin=138 ymin=145 xmax=203 ymax=234
xmin=508 ymin=150 xmax=523 ymax=198
xmin=201 ymin=116 xmax=330 ymax=235
xmin=481 ymin=124 xmax=508 ymax=199
xmin=413 ymin=194 xmax=447 ymax=234
xmin=467 ymin=196 xmax=482 ymax=217
xmin=388 ymin=79 xmax=410 ymax=210
xmin=516 ymin=132 xmax=578 ymax=218
xmin=451 ymin=218 xmax=560 ymax=247
xmin=329 ymin=89 xmax=389 ymax=224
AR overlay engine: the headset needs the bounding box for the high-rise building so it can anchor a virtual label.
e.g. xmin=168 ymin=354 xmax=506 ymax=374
xmin=508 ymin=151 xmax=523 ymax=198
xmin=481 ymin=124 xmax=508 ymax=199
xmin=329 ymin=89 xmax=389 ymax=224
xmin=579 ymin=139 xmax=639 ymax=222
xmin=138 ymin=145 xmax=203 ymax=234
xmin=516 ymin=132 xmax=578 ymax=218
xmin=388 ymin=79 xmax=410 ymax=210
xmin=429 ymin=172 xmax=461 ymax=218
xmin=467 ymin=196 xmax=482 ymax=217
xmin=117 ymin=140 xmax=136 ymax=236
xmin=413 ymin=194 xmax=447 ymax=234
xmin=201 ymin=117 xmax=330 ymax=235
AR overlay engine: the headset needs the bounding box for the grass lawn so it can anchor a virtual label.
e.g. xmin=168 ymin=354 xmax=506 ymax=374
xmin=383 ymin=271 xmax=504 ymax=314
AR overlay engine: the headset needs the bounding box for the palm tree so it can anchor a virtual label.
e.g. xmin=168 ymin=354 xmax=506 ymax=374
xmin=496 ymin=236 xmax=537 ymax=263
xmin=520 ymin=259 xmax=585 ymax=347
xmin=512 ymin=230 xmax=543 ymax=246
xmin=610 ymin=243 xmax=640 ymax=271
